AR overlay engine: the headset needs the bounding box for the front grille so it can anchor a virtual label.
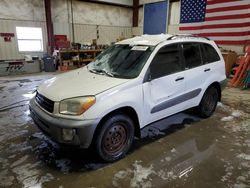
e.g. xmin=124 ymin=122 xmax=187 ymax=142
xmin=35 ymin=92 xmax=54 ymax=113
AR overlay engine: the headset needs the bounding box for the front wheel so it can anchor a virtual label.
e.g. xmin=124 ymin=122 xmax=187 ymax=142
xmin=94 ymin=114 xmax=135 ymax=162
xmin=197 ymin=86 xmax=219 ymax=118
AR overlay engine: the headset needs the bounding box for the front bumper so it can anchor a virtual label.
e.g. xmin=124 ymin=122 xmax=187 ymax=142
xmin=29 ymin=98 xmax=100 ymax=148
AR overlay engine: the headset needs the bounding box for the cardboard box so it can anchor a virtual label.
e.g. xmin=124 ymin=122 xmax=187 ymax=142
xmin=222 ymin=52 xmax=238 ymax=77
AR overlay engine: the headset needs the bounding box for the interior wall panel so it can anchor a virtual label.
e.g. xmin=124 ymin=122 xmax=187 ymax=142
xmin=53 ymin=22 xmax=71 ymax=39
xmin=0 ymin=20 xmax=47 ymax=60
xmin=73 ymin=24 xmax=97 ymax=44
xmin=132 ymin=27 xmax=143 ymax=36
xmin=138 ymin=7 xmax=143 ymax=27
xmin=92 ymin=0 xmax=133 ymax=6
xmin=0 ymin=0 xmax=45 ymax=21
xmin=51 ymin=0 xmax=69 ymax=23
xmin=98 ymin=26 xmax=132 ymax=44
xmin=169 ymin=1 xmax=180 ymax=25
xmin=0 ymin=0 xmax=133 ymax=60
xmin=72 ymin=1 xmax=133 ymax=27
xmin=73 ymin=24 xmax=132 ymax=44
xmin=168 ymin=1 xmax=180 ymax=34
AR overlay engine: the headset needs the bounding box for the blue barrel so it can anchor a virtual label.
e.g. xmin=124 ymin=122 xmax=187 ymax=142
xmin=42 ymin=56 xmax=55 ymax=72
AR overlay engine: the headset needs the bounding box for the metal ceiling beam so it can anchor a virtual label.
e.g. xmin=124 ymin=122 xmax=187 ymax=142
xmin=78 ymin=0 xmax=133 ymax=8
xmin=133 ymin=0 xmax=139 ymax=27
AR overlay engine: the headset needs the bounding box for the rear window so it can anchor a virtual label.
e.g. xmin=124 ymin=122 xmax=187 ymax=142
xmin=201 ymin=43 xmax=220 ymax=64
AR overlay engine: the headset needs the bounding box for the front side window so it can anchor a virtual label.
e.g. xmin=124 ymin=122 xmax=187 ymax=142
xmin=150 ymin=44 xmax=183 ymax=80
xmin=201 ymin=43 xmax=220 ymax=64
xmin=16 ymin=27 xmax=43 ymax=52
xmin=87 ymin=45 xmax=153 ymax=79
xmin=182 ymin=43 xmax=202 ymax=69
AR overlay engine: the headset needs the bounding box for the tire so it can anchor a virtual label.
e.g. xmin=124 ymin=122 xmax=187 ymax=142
xmin=94 ymin=114 xmax=135 ymax=162
xmin=197 ymin=86 xmax=219 ymax=118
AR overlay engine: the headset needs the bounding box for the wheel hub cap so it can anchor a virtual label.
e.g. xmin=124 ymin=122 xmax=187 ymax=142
xmin=103 ymin=124 xmax=127 ymax=155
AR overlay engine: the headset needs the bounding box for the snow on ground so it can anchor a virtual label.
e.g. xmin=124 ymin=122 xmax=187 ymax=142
xmin=219 ymin=102 xmax=250 ymax=188
xmin=130 ymin=161 xmax=155 ymax=188
xmin=221 ymin=116 xmax=234 ymax=122
xmin=237 ymin=154 xmax=250 ymax=161
xmin=112 ymin=160 xmax=177 ymax=188
xmin=231 ymin=110 xmax=243 ymax=118
xmin=219 ymin=102 xmax=248 ymax=122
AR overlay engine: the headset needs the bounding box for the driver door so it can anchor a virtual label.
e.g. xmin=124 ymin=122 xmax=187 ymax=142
xmin=142 ymin=43 xmax=187 ymax=125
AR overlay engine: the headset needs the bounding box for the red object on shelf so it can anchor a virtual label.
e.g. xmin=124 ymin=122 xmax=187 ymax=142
xmin=54 ymin=35 xmax=70 ymax=49
xmin=55 ymin=35 xmax=67 ymax=41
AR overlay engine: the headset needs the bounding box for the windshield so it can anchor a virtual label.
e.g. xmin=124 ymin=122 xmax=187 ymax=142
xmin=87 ymin=44 xmax=154 ymax=79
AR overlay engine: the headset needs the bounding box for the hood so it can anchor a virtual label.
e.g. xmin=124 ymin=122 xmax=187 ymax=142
xmin=37 ymin=67 xmax=129 ymax=101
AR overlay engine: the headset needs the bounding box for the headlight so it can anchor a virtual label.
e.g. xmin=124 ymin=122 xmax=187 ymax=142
xmin=59 ymin=96 xmax=96 ymax=115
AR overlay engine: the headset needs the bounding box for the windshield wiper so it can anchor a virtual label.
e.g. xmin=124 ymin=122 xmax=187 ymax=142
xmin=89 ymin=68 xmax=114 ymax=77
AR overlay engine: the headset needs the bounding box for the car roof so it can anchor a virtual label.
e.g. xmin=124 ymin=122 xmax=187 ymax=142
xmin=116 ymin=34 xmax=173 ymax=46
xmin=116 ymin=34 xmax=212 ymax=47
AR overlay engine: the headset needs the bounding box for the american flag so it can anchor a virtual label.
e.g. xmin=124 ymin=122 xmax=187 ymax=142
xmin=179 ymin=0 xmax=250 ymax=45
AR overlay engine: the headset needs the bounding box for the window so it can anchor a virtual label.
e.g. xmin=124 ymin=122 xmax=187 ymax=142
xmin=201 ymin=43 xmax=220 ymax=64
xmin=16 ymin=27 xmax=43 ymax=52
xmin=150 ymin=44 xmax=183 ymax=79
xmin=182 ymin=43 xmax=202 ymax=69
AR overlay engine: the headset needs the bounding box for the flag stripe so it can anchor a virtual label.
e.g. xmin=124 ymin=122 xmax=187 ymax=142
xmin=205 ymin=13 xmax=250 ymax=21
xmin=180 ymin=27 xmax=250 ymax=34
xmin=207 ymin=0 xmax=250 ymax=8
xmin=206 ymin=9 xmax=250 ymax=18
xmin=215 ymin=40 xmax=250 ymax=45
xmin=198 ymin=31 xmax=250 ymax=37
xmin=180 ymin=18 xmax=250 ymax=27
xmin=206 ymin=4 xmax=250 ymax=13
xmin=180 ymin=22 xmax=250 ymax=31
xmin=207 ymin=0 xmax=241 ymax=5
xmin=207 ymin=36 xmax=250 ymax=41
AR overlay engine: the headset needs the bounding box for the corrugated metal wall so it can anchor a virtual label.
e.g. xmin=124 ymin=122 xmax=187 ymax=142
xmin=98 ymin=25 xmax=132 ymax=44
xmin=55 ymin=23 xmax=132 ymax=45
xmin=0 ymin=20 xmax=133 ymax=60
xmin=168 ymin=1 xmax=180 ymax=34
xmin=0 ymin=19 xmax=47 ymax=60
xmin=0 ymin=0 xmax=133 ymax=60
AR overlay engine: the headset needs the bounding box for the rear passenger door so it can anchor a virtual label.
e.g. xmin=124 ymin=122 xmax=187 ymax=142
xmin=200 ymin=42 xmax=221 ymax=78
xmin=181 ymin=42 xmax=204 ymax=108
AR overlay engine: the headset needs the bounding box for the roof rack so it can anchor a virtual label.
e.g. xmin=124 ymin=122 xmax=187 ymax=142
xmin=167 ymin=34 xmax=210 ymax=41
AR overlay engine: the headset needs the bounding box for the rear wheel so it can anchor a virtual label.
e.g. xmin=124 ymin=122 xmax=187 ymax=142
xmin=94 ymin=114 xmax=134 ymax=162
xmin=197 ymin=86 xmax=219 ymax=118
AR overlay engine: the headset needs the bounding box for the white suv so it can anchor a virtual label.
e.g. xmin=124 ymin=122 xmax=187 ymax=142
xmin=30 ymin=34 xmax=227 ymax=162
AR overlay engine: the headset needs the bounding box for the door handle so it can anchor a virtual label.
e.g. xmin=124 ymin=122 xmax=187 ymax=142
xmin=175 ymin=77 xmax=184 ymax=81
xmin=204 ymin=68 xmax=211 ymax=72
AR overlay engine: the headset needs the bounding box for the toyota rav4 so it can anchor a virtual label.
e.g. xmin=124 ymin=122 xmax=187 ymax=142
xmin=30 ymin=34 xmax=227 ymax=162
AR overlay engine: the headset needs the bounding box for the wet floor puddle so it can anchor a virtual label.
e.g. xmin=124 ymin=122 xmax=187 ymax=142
xmin=0 ymin=77 xmax=249 ymax=187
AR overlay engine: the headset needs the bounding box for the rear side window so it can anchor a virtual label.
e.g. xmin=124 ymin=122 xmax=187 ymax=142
xmin=182 ymin=43 xmax=202 ymax=69
xmin=150 ymin=44 xmax=183 ymax=79
xmin=201 ymin=43 xmax=220 ymax=64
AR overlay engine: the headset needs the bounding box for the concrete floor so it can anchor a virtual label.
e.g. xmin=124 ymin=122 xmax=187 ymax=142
xmin=0 ymin=72 xmax=249 ymax=188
